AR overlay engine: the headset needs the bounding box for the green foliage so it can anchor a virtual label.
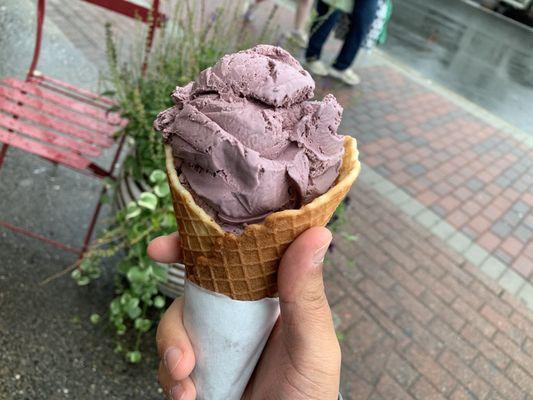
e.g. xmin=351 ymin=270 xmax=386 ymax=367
xmin=72 ymin=174 xmax=176 ymax=361
xmin=341 ymin=232 xmax=358 ymax=242
xmin=72 ymin=170 xmax=176 ymax=362
xmin=73 ymin=0 xmax=279 ymax=364
xmin=100 ymin=0 xmax=276 ymax=181
xmin=126 ymin=350 xmax=142 ymax=364
xmin=90 ymin=313 xmax=101 ymax=325
xmin=328 ymin=201 xmax=347 ymax=233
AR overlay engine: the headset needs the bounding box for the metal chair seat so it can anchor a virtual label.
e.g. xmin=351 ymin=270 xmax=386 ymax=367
xmin=0 ymin=74 xmax=127 ymax=175
xmin=0 ymin=0 xmax=165 ymax=258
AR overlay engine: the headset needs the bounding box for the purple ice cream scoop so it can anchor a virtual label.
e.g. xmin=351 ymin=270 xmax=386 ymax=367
xmin=154 ymin=45 xmax=344 ymax=230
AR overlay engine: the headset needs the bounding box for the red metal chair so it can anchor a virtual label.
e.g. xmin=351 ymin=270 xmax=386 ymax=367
xmin=0 ymin=0 xmax=165 ymax=257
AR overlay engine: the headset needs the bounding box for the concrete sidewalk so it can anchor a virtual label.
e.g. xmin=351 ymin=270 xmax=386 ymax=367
xmin=1 ymin=0 xmax=532 ymax=399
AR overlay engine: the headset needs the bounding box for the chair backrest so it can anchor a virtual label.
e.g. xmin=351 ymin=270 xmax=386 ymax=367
xmin=27 ymin=0 xmax=166 ymax=80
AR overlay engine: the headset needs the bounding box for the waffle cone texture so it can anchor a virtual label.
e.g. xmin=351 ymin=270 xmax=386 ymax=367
xmin=165 ymin=136 xmax=361 ymax=300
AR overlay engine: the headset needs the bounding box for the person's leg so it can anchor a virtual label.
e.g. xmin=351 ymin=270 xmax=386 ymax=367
xmin=305 ymin=0 xmax=342 ymax=61
xmin=243 ymin=0 xmax=267 ymax=21
xmin=332 ymin=0 xmax=379 ymax=70
xmin=294 ymin=0 xmax=313 ymax=33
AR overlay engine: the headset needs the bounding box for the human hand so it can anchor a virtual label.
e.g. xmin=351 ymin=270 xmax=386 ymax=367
xmin=148 ymin=227 xmax=341 ymax=400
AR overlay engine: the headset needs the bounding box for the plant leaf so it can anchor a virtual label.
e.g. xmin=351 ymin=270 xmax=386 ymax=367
xmin=126 ymin=350 xmax=142 ymax=363
xmin=109 ymin=299 xmax=121 ymax=316
xmin=90 ymin=313 xmax=101 ymax=324
xmin=125 ymin=201 xmax=141 ymax=219
xmin=154 ymin=182 xmax=170 ymax=198
xmin=138 ymin=192 xmax=158 ymax=211
xmin=134 ymin=318 xmax=152 ymax=332
xmin=127 ymin=306 xmax=142 ymax=319
xmin=341 ymin=232 xmax=358 ymax=242
xmin=153 ymin=295 xmax=165 ymax=309
xmin=77 ymin=276 xmax=90 ymax=286
xmin=116 ymin=323 xmax=126 ymax=335
xmin=149 ymin=169 xmax=166 ymax=183
xmin=127 ymin=267 xmax=149 ymax=284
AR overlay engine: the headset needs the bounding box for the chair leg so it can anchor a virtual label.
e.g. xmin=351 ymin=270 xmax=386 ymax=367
xmin=79 ymin=133 xmax=126 ymax=257
xmin=0 ymin=143 xmax=9 ymax=170
xmin=109 ymin=133 xmax=127 ymax=177
xmin=79 ymin=186 xmax=106 ymax=257
xmin=52 ymin=161 xmax=59 ymax=178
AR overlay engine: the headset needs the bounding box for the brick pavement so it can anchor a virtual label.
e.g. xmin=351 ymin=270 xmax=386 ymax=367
xmin=14 ymin=1 xmax=533 ymax=398
xmin=329 ymin=179 xmax=533 ymax=399
xmin=333 ymin=66 xmax=532 ymax=279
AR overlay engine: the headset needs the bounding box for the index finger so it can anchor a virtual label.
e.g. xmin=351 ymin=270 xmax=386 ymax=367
xmin=148 ymin=232 xmax=183 ymax=263
xmin=157 ymin=298 xmax=196 ymax=382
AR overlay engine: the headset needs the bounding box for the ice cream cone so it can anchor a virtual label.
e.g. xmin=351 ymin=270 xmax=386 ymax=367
xmin=165 ymin=135 xmax=361 ymax=301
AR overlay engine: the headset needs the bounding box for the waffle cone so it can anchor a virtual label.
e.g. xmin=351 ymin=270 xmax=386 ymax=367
xmin=165 ymin=136 xmax=361 ymax=300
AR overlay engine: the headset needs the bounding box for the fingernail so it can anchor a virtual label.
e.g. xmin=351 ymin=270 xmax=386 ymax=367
xmin=312 ymin=241 xmax=331 ymax=266
xmin=164 ymin=347 xmax=182 ymax=375
xmin=170 ymin=383 xmax=184 ymax=400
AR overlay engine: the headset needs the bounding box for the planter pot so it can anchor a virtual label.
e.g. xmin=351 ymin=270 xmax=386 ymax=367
xmin=115 ymin=171 xmax=185 ymax=299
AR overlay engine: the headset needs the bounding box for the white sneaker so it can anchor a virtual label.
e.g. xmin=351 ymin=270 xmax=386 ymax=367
xmin=286 ymin=30 xmax=308 ymax=48
xmin=328 ymin=67 xmax=361 ymax=86
xmin=306 ymin=60 xmax=329 ymax=76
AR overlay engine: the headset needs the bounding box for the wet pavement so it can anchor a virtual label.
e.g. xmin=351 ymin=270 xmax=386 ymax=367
xmin=0 ymin=0 xmax=99 ymax=88
xmin=0 ymin=1 xmax=159 ymax=398
xmin=384 ymin=0 xmax=533 ymax=135
xmin=1 ymin=0 xmax=533 ymax=399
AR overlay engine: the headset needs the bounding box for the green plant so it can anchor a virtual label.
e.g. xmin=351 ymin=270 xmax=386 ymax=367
xmin=103 ymin=1 xmax=279 ymax=180
xmin=74 ymin=1 xmax=280 ymax=363
xmin=73 ymin=170 xmax=176 ymax=360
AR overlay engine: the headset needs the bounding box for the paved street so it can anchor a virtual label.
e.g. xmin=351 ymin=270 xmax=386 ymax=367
xmin=1 ymin=0 xmax=532 ymax=399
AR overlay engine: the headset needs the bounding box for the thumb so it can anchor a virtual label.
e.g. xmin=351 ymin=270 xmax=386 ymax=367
xmin=277 ymin=226 xmax=335 ymax=340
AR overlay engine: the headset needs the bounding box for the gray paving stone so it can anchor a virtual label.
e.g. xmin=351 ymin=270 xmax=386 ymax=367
xmin=522 ymin=171 xmax=533 ymax=183
xmin=504 ymin=169 xmax=519 ymax=181
xmin=462 ymin=226 xmax=477 ymax=241
xmin=514 ymin=180 xmax=529 ymax=192
xmin=411 ymin=136 xmax=428 ymax=147
xmin=405 ymin=163 xmax=427 ymax=177
xmin=498 ymin=269 xmax=526 ymax=295
xmin=387 ymin=188 xmax=411 ymax=206
xmin=400 ymin=200 xmax=425 ymax=217
xmin=431 ymin=220 xmax=456 ymax=240
xmin=503 ymin=210 xmax=522 ymax=227
xmin=494 ymin=175 xmax=510 ymax=187
xmin=491 ymin=220 xmax=513 ymax=238
xmin=466 ymin=178 xmax=484 ymax=192
xmin=360 ymin=165 xmax=383 ymax=187
xmin=518 ymin=284 xmax=533 ymax=309
xmin=395 ymin=131 xmax=411 ymax=142
xmin=374 ymin=165 xmax=391 ymax=179
xmin=464 ymin=244 xmax=489 ymax=266
xmin=480 ymin=257 xmax=507 ymax=280
xmin=514 ymin=225 xmax=533 ymax=244
xmin=430 ymin=204 xmax=446 ymax=218
xmin=447 ymin=231 xmax=472 ymax=253
xmin=494 ymin=249 xmax=513 ymax=266
xmin=512 ymin=201 xmax=529 ymax=214
xmin=415 ymin=209 xmax=441 ymax=228
xmin=373 ymin=179 xmax=397 ymax=195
